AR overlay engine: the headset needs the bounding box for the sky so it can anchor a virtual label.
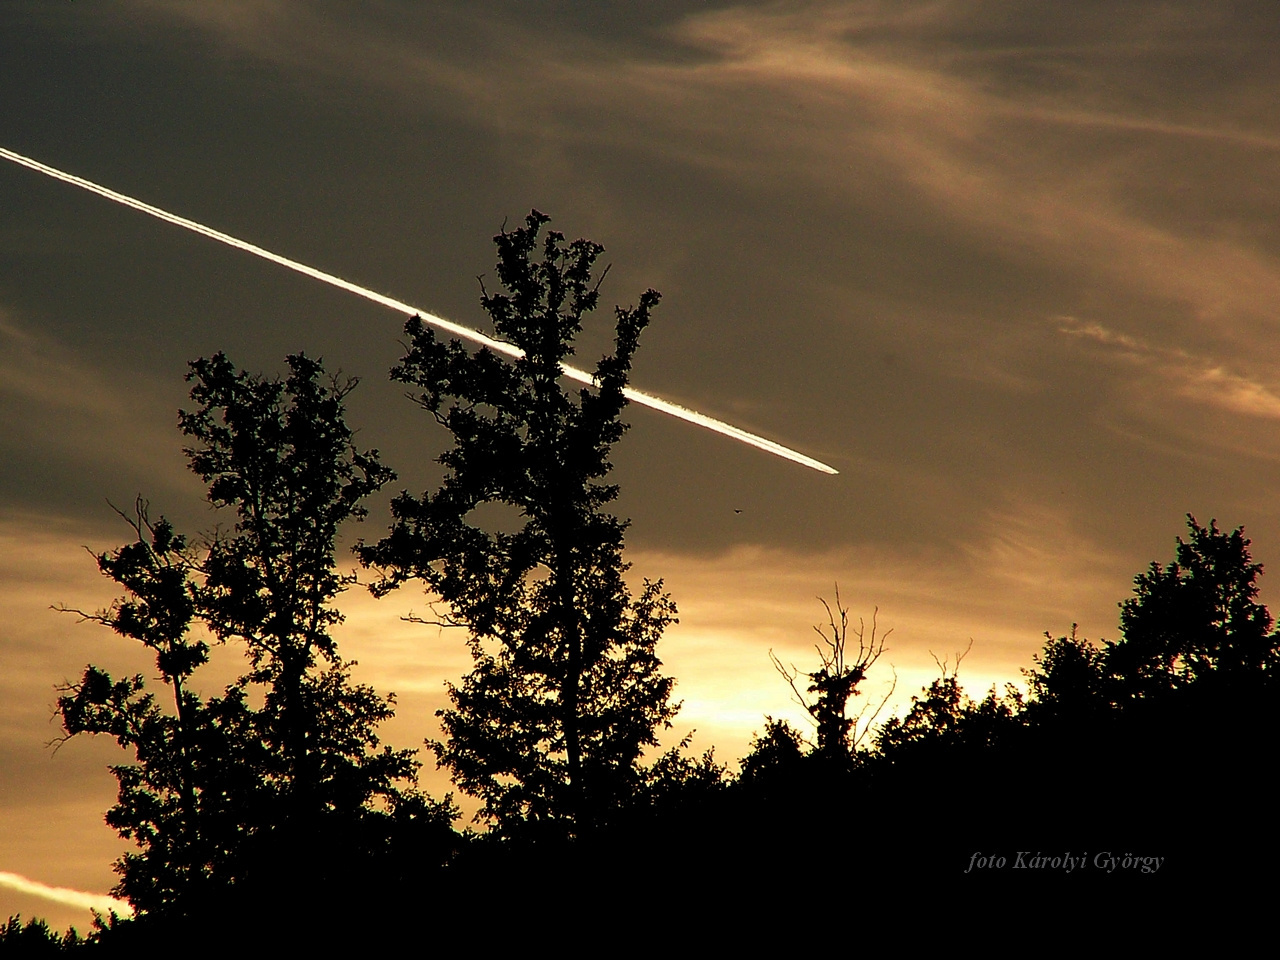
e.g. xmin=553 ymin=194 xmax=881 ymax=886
xmin=5 ymin=0 xmax=1280 ymax=930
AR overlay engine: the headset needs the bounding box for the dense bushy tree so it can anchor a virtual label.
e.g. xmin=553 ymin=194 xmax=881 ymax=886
xmin=736 ymin=717 xmax=807 ymax=786
xmin=873 ymin=671 xmax=1021 ymax=760
xmin=1020 ymin=627 xmax=1112 ymax=725
xmin=58 ymin=354 xmax=437 ymax=918
xmin=1109 ymin=515 xmax=1277 ymax=695
xmin=361 ymin=212 xmax=679 ymax=835
xmin=1021 ymin=517 xmax=1279 ymax=717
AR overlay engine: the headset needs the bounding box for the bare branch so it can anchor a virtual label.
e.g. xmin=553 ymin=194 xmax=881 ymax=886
xmin=51 ymin=603 xmax=109 ymax=625
xmin=403 ymin=600 xmax=467 ymax=630
xmin=929 ymin=638 xmax=975 ymax=678
xmin=852 ymin=666 xmax=898 ymax=749
xmin=769 ymin=648 xmax=814 ymax=718
xmin=402 ymin=612 xmax=467 ymax=629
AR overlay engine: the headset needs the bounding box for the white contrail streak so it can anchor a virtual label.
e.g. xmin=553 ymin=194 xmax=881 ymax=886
xmin=1 ymin=145 xmax=838 ymax=474
xmin=0 ymin=870 xmax=134 ymax=917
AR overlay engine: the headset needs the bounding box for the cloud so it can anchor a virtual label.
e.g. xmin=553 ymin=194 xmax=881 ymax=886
xmin=0 ymin=871 xmax=131 ymax=917
xmin=0 ymin=309 xmax=191 ymax=514
xmin=106 ymin=1 xmax=1280 ymax=354
xmin=1060 ymin=318 xmax=1280 ymax=421
xmin=660 ymin=4 xmax=1280 ymax=334
xmin=0 ymin=313 xmax=128 ymax=416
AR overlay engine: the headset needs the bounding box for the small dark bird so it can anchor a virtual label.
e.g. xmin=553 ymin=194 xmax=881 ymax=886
xmin=734 ymin=509 xmax=742 ymax=514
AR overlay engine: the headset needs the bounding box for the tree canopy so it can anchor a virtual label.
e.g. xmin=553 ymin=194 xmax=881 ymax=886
xmin=361 ymin=211 xmax=679 ymax=835
xmin=57 ymin=354 xmax=442 ymax=921
xmin=1112 ymin=516 xmax=1277 ymax=693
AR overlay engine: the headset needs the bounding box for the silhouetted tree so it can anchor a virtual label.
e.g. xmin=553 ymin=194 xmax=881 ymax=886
xmin=1021 ymin=625 xmax=1113 ymax=725
xmin=179 ymin=355 xmax=409 ymax=829
xmin=0 ymin=915 xmax=82 ymax=953
xmin=737 ymin=716 xmax=807 ymax=789
xmin=1108 ymin=515 xmax=1278 ymax=697
xmin=636 ymin=737 xmax=727 ymax=812
xmin=770 ymin=591 xmax=893 ymax=765
xmin=361 ymin=211 xmax=678 ymax=836
xmin=873 ymin=644 xmax=1022 ymax=761
xmin=57 ymin=502 xmax=268 ymax=913
xmin=57 ymin=354 xmax=434 ymax=919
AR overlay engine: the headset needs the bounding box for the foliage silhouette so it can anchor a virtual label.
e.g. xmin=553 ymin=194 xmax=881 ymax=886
xmin=1018 ymin=516 xmax=1280 ymax=719
xmin=57 ymin=354 xmax=447 ymax=923
xmin=684 ymin=516 xmax=1280 ymax=902
xmin=361 ymin=211 xmax=680 ymax=836
xmin=1020 ymin=626 xmax=1113 ymax=726
xmin=178 ymin=355 xmax=413 ymax=833
xmin=852 ymin=516 xmax=1280 ymax=890
xmin=736 ymin=716 xmax=808 ymax=794
xmin=0 ymin=915 xmax=82 ymax=953
xmin=1108 ymin=515 xmax=1277 ymax=697
xmin=873 ymin=646 xmax=1022 ymax=762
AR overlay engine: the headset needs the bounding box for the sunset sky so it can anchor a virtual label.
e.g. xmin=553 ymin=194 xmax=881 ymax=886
xmin=5 ymin=0 xmax=1280 ymax=929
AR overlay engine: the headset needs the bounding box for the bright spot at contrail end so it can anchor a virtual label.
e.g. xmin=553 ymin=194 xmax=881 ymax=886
xmin=1 ymin=146 xmax=838 ymax=474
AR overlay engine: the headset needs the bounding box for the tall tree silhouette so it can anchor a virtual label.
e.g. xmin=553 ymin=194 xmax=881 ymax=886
xmin=180 ymin=354 xmax=405 ymax=825
xmin=361 ymin=212 xmax=678 ymax=835
xmin=57 ymin=354 xmax=426 ymax=918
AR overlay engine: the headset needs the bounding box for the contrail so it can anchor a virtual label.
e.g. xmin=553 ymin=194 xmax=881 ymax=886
xmin=1 ymin=146 xmax=838 ymax=474
xmin=0 ymin=870 xmax=133 ymax=917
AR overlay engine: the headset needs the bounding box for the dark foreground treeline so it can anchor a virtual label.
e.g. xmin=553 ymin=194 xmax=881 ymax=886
xmin=10 ymin=596 xmax=1277 ymax=951
xmin=6 ymin=216 xmax=1277 ymax=950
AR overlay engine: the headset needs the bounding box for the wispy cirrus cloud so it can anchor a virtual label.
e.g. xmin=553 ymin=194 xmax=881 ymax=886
xmin=0 ymin=312 xmax=128 ymax=415
xmin=109 ymin=1 xmax=1280 ymax=348
xmin=1060 ymin=318 xmax=1280 ymax=421
xmin=0 ymin=308 xmax=193 ymax=519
